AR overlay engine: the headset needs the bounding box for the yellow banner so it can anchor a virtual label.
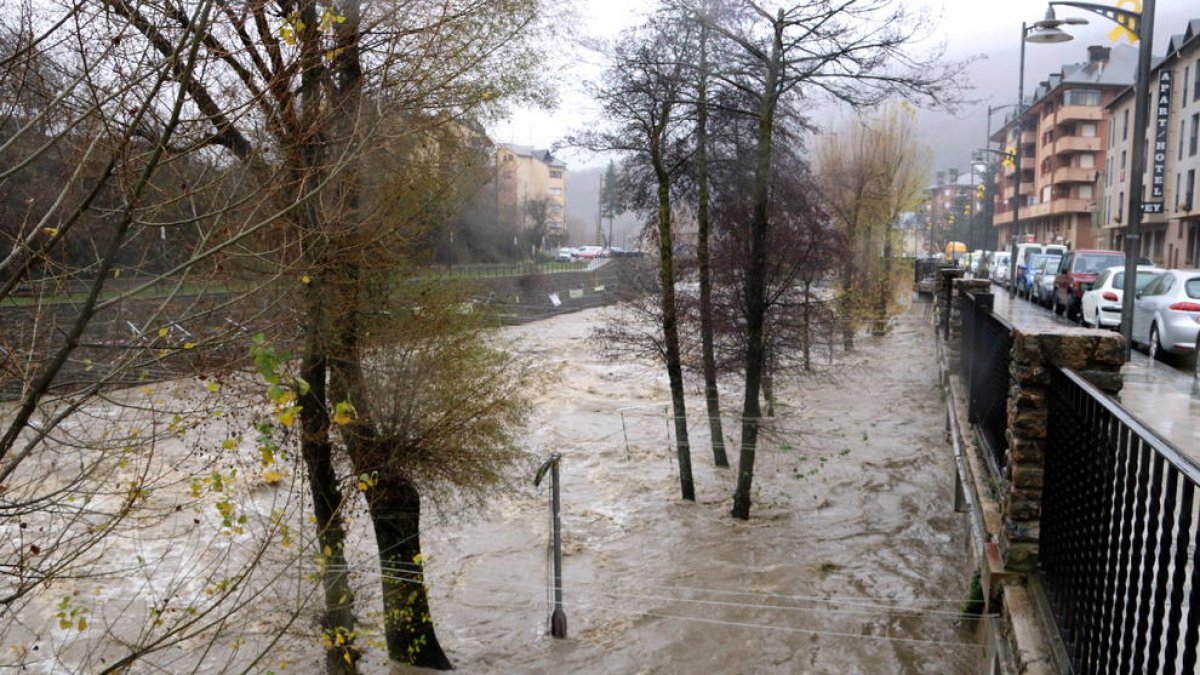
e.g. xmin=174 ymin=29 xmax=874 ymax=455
xmin=1109 ymin=0 xmax=1141 ymax=44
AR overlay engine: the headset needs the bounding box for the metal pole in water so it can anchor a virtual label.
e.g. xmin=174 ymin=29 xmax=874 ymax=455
xmin=535 ymin=453 xmax=566 ymax=638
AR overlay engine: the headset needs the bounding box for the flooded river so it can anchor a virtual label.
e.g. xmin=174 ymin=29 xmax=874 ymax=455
xmin=411 ymin=304 xmax=981 ymax=673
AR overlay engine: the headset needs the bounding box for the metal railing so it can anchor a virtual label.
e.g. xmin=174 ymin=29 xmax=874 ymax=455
xmin=959 ymin=289 xmax=1011 ymax=478
xmin=1041 ymin=367 xmax=1200 ymax=674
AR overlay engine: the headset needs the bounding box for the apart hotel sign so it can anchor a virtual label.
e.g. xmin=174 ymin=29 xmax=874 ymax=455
xmin=1150 ymin=70 xmax=1173 ymax=208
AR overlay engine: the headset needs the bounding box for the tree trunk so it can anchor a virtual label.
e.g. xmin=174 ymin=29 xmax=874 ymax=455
xmin=732 ymin=14 xmax=782 ymax=521
xmin=841 ymin=219 xmax=857 ymax=351
xmin=874 ymin=226 xmax=894 ymax=335
xmin=299 ymin=288 xmax=359 ymax=674
xmin=649 ymin=112 xmax=694 ymax=501
xmin=695 ymin=19 xmax=728 ymax=468
xmin=369 ymin=477 xmax=453 ymax=669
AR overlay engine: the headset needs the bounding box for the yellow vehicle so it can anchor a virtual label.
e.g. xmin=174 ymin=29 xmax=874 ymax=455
xmin=943 ymin=241 xmax=967 ymax=265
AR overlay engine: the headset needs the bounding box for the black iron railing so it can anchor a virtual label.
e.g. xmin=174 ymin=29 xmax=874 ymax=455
xmin=959 ymin=290 xmax=1010 ymax=478
xmin=1042 ymin=367 xmax=1200 ymax=674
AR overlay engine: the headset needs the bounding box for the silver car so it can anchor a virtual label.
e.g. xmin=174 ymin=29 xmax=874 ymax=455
xmin=1131 ymin=269 xmax=1200 ymax=359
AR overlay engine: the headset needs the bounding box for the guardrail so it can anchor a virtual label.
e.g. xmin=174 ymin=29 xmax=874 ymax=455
xmin=1041 ymin=367 xmax=1200 ymax=674
xmin=959 ymin=289 xmax=1011 ymax=479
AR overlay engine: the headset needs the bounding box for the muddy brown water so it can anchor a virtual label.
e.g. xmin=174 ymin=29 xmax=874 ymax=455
xmin=3 ymin=302 xmax=980 ymax=673
xmin=410 ymin=303 xmax=980 ymax=674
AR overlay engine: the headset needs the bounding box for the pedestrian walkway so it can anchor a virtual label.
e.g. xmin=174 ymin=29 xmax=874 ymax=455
xmin=985 ymin=286 xmax=1200 ymax=459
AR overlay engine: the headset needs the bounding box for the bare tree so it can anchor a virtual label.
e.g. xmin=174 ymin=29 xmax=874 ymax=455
xmin=576 ymin=16 xmax=698 ymax=501
xmin=685 ymin=0 xmax=961 ymax=520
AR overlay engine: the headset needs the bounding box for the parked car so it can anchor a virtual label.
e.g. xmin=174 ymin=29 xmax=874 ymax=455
xmin=1080 ymin=266 xmax=1163 ymax=329
xmin=573 ymin=245 xmax=606 ymax=259
xmin=1017 ymin=253 xmax=1056 ymax=300
xmin=1032 ymin=255 xmax=1063 ymax=306
xmin=990 ymin=252 xmax=1011 ymax=287
xmin=1008 ymin=243 xmax=1068 ymax=292
xmin=1131 ymin=268 xmax=1200 ymax=360
xmin=1053 ymin=249 xmax=1125 ymax=321
xmin=556 ymin=247 xmax=577 ymax=262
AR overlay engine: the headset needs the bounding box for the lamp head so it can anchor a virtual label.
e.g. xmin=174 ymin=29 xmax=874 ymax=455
xmin=1026 ymin=25 xmax=1074 ymax=43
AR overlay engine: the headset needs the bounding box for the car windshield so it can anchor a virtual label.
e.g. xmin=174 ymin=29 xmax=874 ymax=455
xmin=1039 ymin=256 xmax=1061 ymax=271
xmin=1078 ymin=254 xmax=1124 ymax=273
xmin=1187 ymin=278 xmax=1200 ymax=299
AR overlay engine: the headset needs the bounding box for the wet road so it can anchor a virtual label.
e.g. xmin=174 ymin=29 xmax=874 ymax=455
xmin=983 ymin=283 xmax=1200 ymax=460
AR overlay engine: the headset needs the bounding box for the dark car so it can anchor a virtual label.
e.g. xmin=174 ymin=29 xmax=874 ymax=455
xmin=1053 ymin=249 xmax=1125 ymax=322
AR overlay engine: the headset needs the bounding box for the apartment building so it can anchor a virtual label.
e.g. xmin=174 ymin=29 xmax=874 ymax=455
xmin=920 ymin=168 xmax=985 ymax=253
xmin=1103 ymin=19 xmax=1200 ymax=268
xmin=495 ymin=143 xmax=568 ymax=248
xmin=991 ymin=45 xmax=1137 ymax=250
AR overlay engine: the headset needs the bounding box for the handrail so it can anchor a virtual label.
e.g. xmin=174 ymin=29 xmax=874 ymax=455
xmin=1058 ymin=367 xmax=1200 ymax=485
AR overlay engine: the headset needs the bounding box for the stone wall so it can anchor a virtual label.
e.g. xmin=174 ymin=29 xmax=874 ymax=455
xmin=1001 ymin=329 xmax=1125 ymax=571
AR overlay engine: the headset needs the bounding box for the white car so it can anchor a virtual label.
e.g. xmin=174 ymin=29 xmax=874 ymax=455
xmin=1080 ymin=265 xmax=1163 ymax=328
xmin=990 ymin=253 xmax=1011 ymax=286
xmin=555 ymin=247 xmax=577 ymax=262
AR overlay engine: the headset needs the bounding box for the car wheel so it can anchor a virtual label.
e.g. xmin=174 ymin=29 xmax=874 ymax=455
xmin=1149 ymin=324 xmax=1162 ymax=361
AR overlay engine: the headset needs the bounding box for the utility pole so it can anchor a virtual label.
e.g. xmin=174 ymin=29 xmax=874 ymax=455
xmin=535 ymin=454 xmax=566 ymax=638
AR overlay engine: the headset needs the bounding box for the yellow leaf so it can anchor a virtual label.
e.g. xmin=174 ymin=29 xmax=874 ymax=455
xmin=59 ymin=619 xmax=71 ymax=630
xmin=205 ymin=381 xmax=219 ymax=393
xmin=263 ymin=469 xmax=282 ymax=484
xmin=301 ymin=275 xmax=311 ymax=284
xmin=141 ymin=386 xmax=152 ymax=395
xmin=158 ymin=327 xmax=169 ymax=337
xmin=183 ymin=342 xmax=195 ymax=350
xmin=113 ymin=268 xmax=121 ymax=278
xmin=323 ymin=545 xmax=332 ymax=557
xmin=276 ymin=407 xmax=297 ymax=428
xmin=222 ymin=439 xmax=237 ymax=449
xmin=43 ymin=227 xmax=59 ymax=237
xmin=343 ymin=651 xmax=352 ymax=664
xmin=332 ymin=401 xmax=355 ymax=426
xmin=77 ymin=617 xmax=87 ymax=631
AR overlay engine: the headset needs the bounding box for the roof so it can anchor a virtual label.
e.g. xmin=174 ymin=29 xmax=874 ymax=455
xmin=498 ymin=143 xmax=568 ymax=169
xmin=925 ymin=169 xmax=984 ymax=192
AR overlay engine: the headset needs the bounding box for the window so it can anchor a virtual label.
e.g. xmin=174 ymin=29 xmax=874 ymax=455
xmin=1042 ymin=185 xmax=1052 ymax=203
xmin=1081 ymin=122 xmax=1097 ymax=138
xmin=1194 ymin=59 xmax=1200 ymax=102
xmin=1178 ymin=173 xmax=1183 ymax=209
xmin=1186 ymin=66 xmax=1192 ymax=105
xmin=1106 ymin=157 xmax=1112 ymax=187
xmin=1079 ymin=184 xmax=1093 ymax=199
xmin=1192 ymin=114 xmax=1199 ymax=156
xmin=1123 ymin=109 xmax=1129 ymax=140
xmin=1182 ymin=119 xmax=1188 ymax=160
xmin=1109 ymin=119 xmax=1116 ymax=148
xmin=1064 ymin=89 xmax=1100 ymax=106
xmin=1188 ymin=170 xmax=1196 ymax=210
xmin=1118 ymin=192 xmax=1125 ymax=221
xmin=549 ymin=170 xmax=563 ymax=179
xmin=1080 ymin=153 xmax=1095 ymax=168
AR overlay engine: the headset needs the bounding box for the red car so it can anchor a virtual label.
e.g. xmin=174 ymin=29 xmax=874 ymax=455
xmin=1053 ymin=249 xmax=1125 ymax=322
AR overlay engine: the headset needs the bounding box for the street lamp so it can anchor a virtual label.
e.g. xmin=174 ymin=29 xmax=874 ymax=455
xmin=1007 ymin=9 xmax=1089 ymax=294
xmin=1046 ymin=0 xmax=1156 ymax=357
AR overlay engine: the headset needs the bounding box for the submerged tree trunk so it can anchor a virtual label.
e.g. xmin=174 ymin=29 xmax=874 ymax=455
xmin=299 ymin=289 xmax=359 ymax=674
xmin=369 ymin=477 xmax=452 ymax=669
xmin=874 ymin=227 xmax=894 ymax=335
xmin=731 ymin=14 xmax=782 ymax=521
xmin=654 ymin=147 xmax=695 ymax=501
xmin=695 ymin=18 xmax=728 ymax=468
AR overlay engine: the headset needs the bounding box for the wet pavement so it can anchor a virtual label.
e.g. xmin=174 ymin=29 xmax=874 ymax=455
xmin=982 ymin=283 xmax=1200 ymax=460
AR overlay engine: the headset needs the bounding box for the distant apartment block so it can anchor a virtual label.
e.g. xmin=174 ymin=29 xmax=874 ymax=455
xmin=991 ymin=45 xmax=1137 ymax=250
xmin=920 ymin=168 xmax=984 ymax=253
xmin=1104 ymin=19 xmax=1200 ymax=268
xmin=495 ymin=143 xmax=568 ymax=249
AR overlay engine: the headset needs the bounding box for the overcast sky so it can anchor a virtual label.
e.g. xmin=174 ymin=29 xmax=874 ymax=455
xmin=488 ymin=0 xmax=1197 ymax=173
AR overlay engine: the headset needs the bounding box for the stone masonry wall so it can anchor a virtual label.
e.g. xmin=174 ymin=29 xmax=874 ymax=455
xmin=1001 ymin=329 xmax=1126 ymax=571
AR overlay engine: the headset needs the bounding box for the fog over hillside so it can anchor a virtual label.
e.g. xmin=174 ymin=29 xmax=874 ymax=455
xmin=565 ymin=166 xmax=643 ymax=248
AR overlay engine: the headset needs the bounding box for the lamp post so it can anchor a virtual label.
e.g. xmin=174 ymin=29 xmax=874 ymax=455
xmin=1047 ymin=1 xmax=1156 ymax=357
xmin=1008 ymin=10 xmax=1088 ymax=294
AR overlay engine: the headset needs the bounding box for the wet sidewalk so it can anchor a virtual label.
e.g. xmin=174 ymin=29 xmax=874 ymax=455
xmin=984 ymin=285 xmax=1200 ymax=460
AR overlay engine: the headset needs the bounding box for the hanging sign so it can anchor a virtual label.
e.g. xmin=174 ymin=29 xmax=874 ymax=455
xmin=1151 ymin=69 xmax=1172 ymax=200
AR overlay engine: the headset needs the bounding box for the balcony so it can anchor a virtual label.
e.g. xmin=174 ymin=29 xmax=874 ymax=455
xmin=1056 ymin=105 xmax=1103 ymax=124
xmin=1022 ymin=198 xmax=1094 ymax=219
xmin=1052 ymin=166 xmax=1099 ymax=184
xmin=1054 ymin=136 xmax=1101 ymax=154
